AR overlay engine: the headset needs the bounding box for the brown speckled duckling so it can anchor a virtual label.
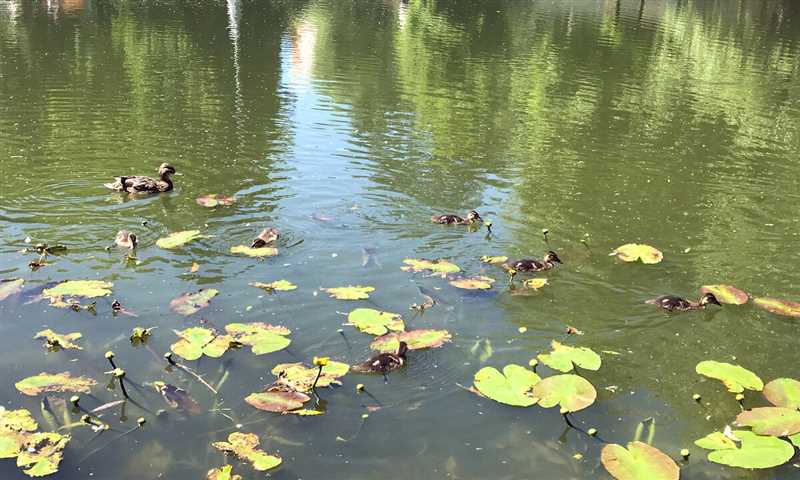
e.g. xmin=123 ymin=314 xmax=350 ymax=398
xmin=351 ymin=341 xmax=408 ymax=380
xmin=114 ymin=230 xmax=137 ymax=250
xmin=104 ymin=163 xmax=176 ymax=193
xmin=431 ymin=210 xmax=482 ymax=225
xmin=646 ymin=292 xmax=721 ymax=311
xmin=505 ymin=251 xmax=562 ymax=272
xmin=251 ymin=228 xmax=279 ymax=248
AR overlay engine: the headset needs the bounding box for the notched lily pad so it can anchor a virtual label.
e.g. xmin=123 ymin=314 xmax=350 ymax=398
xmin=601 ymin=442 xmax=679 ymax=480
xmin=735 ymin=407 xmax=800 ymax=436
xmin=245 ymin=390 xmax=311 ymax=413
xmin=401 ymin=258 xmax=460 ymax=276
xmin=156 ymin=230 xmax=207 ymax=249
xmin=537 ymin=341 xmax=601 ymax=373
xmin=763 ymin=378 xmax=800 ymax=409
xmin=169 ymin=288 xmax=218 ymax=316
xmin=346 ymin=308 xmax=405 ymax=336
xmin=207 ymin=465 xmax=242 ymax=480
xmin=0 ymin=278 xmax=24 ymax=302
xmin=695 ymin=360 xmax=763 ymax=393
xmin=753 ymin=297 xmax=800 ymax=318
xmin=370 ymin=329 xmax=452 ymax=353
xmin=196 ymin=194 xmax=235 ymax=208
xmin=694 ymin=431 xmax=737 ymax=451
xmin=250 ymin=280 xmax=297 ymax=292
xmin=531 ymin=374 xmax=596 ymax=412
xmin=480 ymin=255 xmax=508 ymax=264
xmin=230 ymin=245 xmax=279 ymax=258
xmin=699 ymin=285 xmax=748 ymax=305
xmin=611 ymin=244 xmax=663 ymax=264
xmin=449 ymin=276 xmax=495 ymax=290
xmin=15 ymin=372 xmax=96 ymax=396
xmin=171 ymin=327 xmax=234 ymax=361
xmin=471 ymin=364 xmax=540 ymax=407
xmin=271 ymin=361 xmax=349 ymax=392
xmin=225 ymin=323 xmax=291 ymax=355
xmin=697 ymin=429 xmax=794 ymax=469
xmin=211 ymin=432 xmax=281 ymax=472
xmin=321 ymin=286 xmax=374 ymax=300
xmin=42 ymin=280 xmax=113 ymax=299
xmin=34 ymin=330 xmax=83 ymax=351
xmin=16 ymin=432 xmax=70 ymax=477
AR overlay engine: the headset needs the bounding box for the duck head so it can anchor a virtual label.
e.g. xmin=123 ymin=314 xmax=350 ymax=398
xmin=467 ymin=210 xmax=482 ymax=223
xmin=700 ymin=292 xmax=722 ymax=307
xmin=396 ymin=341 xmax=409 ymax=357
xmin=158 ymin=163 xmax=177 ymax=178
xmin=544 ymin=251 xmax=562 ymax=264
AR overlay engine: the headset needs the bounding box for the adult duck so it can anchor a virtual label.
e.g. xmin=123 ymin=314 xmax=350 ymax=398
xmin=351 ymin=342 xmax=408 ymax=381
xmin=431 ymin=210 xmax=482 ymax=225
xmin=104 ymin=163 xmax=177 ymax=193
xmin=504 ymin=251 xmax=562 ymax=272
xmin=646 ymin=292 xmax=721 ymax=312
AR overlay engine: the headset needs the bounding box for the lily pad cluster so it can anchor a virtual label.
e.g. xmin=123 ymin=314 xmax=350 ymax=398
xmin=245 ymin=360 xmax=349 ymax=415
xmin=0 ymin=408 xmax=70 ymax=478
xmin=171 ymin=323 xmax=291 ymax=360
xmin=212 ymin=432 xmax=281 ymax=472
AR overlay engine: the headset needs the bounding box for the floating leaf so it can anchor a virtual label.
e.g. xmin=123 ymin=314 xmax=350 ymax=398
xmin=230 ymin=245 xmax=278 ymax=258
xmin=196 ymin=194 xmax=235 ymax=208
xmin=130 ymin=327 xmax=155 ymax=345
xmin=523 ymin=278 xmax=549 ymax=289
xmin=611 ymin=244 xmax=663 ymax=264
xmin=695 ymin=360 xmax=763 ymax=393
xmin=600 ymin=442 xmax=679 ymax=480
xmin=346 ymin=308 xmax=405 ymax=335
xmin=170 ymin=327 xmax=234 ymax=361
xmin=245 ymin=390 xmax=311 ymax=413
xmin=16 ymin=432 xmax=70 ymax=477
xmin=401 ymin=258 xmax=460 ymax=275
xmin=480 ymin=255 xmax=508 ymax=264
xmin=42 ymin=280 xmax=113 ymax=299
xmin=449 ymin=276 xmax=494 ymax=290
xmin=537 ymin=341 xmax=601 ymax=373
xmin=735 ymin=407 xmax=800 ymax=436
xmin=153 ymin=382 xmax=201 ymax=415
xmin=15 ymin=372 xmax=96 ymax=396
xmin=694 ymin=432 xmax=737 ymax=451
xmin=271 ymin=361 xmax=349 ymax=392
xmin=211 ymin=432 xmax=282 ymax=472
xmin=249 ymin=280 xmax=297 ymax=292
xmin=322 ymin=286 xmax=374 ymax=300
xmin=0 ymin=409 xmax=38 ymax=433
xmin=207 ymin=465 xmax=242 ymax=480
xmin=699 ymin=285 xmax=749 ymax=305
xmin=697 ymin=430 xmax=794 ymax=469
xmin=169 ymin=288 xmax=218 ymax=316
xmin=471 ymin=364 xmax=540 ymax=407
xmin=225 ymin=323 xmax=291 ymax=355
xmin=0 ymin=278 xmax=24 ymax=302
xmin=531 ymin=374 xmax=596 ymax=412
xmin=753 ymin=297 xmax=800 ymax=318
xmin=763 ymin=378 xmax=800 ymax=409
xmin=34 ymin=330 xmax=83 ymax=351
xmin=156 ymin=230 xmax=205 ymax=249
xmin=370 ymin=329 xmax=452 ymax=353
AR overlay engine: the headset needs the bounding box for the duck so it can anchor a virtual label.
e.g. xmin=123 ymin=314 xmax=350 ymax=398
xmin=251 ymin=228 xmax=279 ymax=248
xmin=431 ymin=210 xmax=482 ymax=225
xmin=104 ymin=163 xmax=177 ymax=193
xmin=351 ymin=341 xmax=408 ymax=380
xmin=114 ymin=230 xmax=137 ymax=250
xmin=504 ymin=251 xmax=562 ymax=272
xmin=645 ymin=292 xmax=721 ymax=312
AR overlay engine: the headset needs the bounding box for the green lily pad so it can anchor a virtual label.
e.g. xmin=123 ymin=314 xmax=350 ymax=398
xmin=537 ymin=340 xmax=601 ymax=373
xmin=225 ymin=323 xmax=291 ymax=355
xmin=753 ymin=297 xmax=800 ymax=318
xmin=321 ymin=286 xmax=374 ymax=300
xmin=16 ymin=432 xmax=70 ymax=477
xmin=471 ymin=364 xmax=541 ymax=407
xmin=697 ymin=430 xmax=794 ymax=469
xmin=245 ymin=390 xmax=311 ymax=413
xmin=42 ymin=280 xmax=113 ymax=299
xmin=207 ymin=465 xmax=241 ymax=480
xmin=0 ymin=278 xmax=24 ymax=302
xmin=763 ymin=378 xmax=800 ymax=409
xmin=401 ymin=258 xmax=460 ymax=275
xmin=531 ymin=374 xmax=597 ymax=412
xmin=196 ymin=194 xmax=235 ymax=207
xmin=270 ymin=361 xmax=349 ymax=392
xmin=0 ymin=409 xmax=38 ymax=433
xmin=169 ymin=288 xmax=218 ymax=316
xmin=600 ymin=442 xmax=679 ymax=480
xmin=249 ymin=280 xmax=297 ymax=292
xmin=346 ymin=308 xmax=405 ymax=336
xmin=695 ymin=360 xmax=763 ymax=393
xmin=449 ymin=276 xmax=495 ymax=290
xmin=735 ymin=407 xmax=800 ymax=436
xmin=611 ymin=244 xmax=663 ymax=264
xmin=369 ymin=329 xmax=452 ymax=353
xmin=34 ymin=330 xmax=83 ymax=351
xmin=171 ymin=327 xmax=234 ymax=361
xmin=480 ymin=255 xmax=508 ymax=264
xmin=211 ymin=432 xmax=282 ymax=472
xmin=156 ymin=230 xmax=205 ymax=249
xmin=15 ymin=372 xmax=97 ymax=396
xmin=694 ymin=431 xmax=737 ymax=450
xmin=699 ymin=285 xmax=749 ymax=305
xmin=230 ymin=245 xmax=279 ymax=258
xmin=522 ymin=278 xmax=549 ymax=290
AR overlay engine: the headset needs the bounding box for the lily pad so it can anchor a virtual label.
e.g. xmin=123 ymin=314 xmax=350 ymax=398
xmin=346 ymin=308 xmax=405 ymax=335
xmin=207 ymin=465 xmax=241 ymax=480
xmin=401 ymin=258 xmax=460 ymax=275
xmin=531 ymin=374 xmax=596 ymax=412
xmin=449 ymin=276 xmax=495 ymax=290
xmin=34 ymin=330 xmax=83 ymax=351
xmin=230 ymin=245 xmax=279 ymax=258
xmin=753 ymin=297 xmax=800 ymax=318
xmin=600 ymin=442 xmax=679 ymax=480
xmin=471 ymin=364 xmax=541 ymax=407
xmin=735 ymin=407 xmax=800 ymax=436
xmin=42 ymin=280 xmax=113 ymax=299
xmin=522 ymin=278 xmax=549 ymax=289
xmin=0 ymin=409 xmax=38 ymax=433
xmin=699 ymin=285 xmax=749 ymax=305
xmin=0 ymin=278 xmax=24 ymax=302
xmin=271 ymin=361 xmax=350 ymax=392
xmin=694 ymin=431 xmax=737 ymax=451
xmin=695 ymin=360 xmax=763 ymax=393
xmin=15 ymin=372 xmax=96 ymax=396
xmin=171 ymin=327 xmax=234 ymax=361
xmin=763 ymin=378 xmax=800 ymax=409
xmin=480 ymin=255 xmax=508 ymax=264
xmin=370 ymin=329 xmax=452 ymax=353
xmin=537 ymin=341 xmax=601 ymax=373
xmin=196 ymin=194 xmax=235 ymax=207
xmin=211 ymin=432 xmax=282 ymax=472
xmin=16 ymin=432 xmax=70 ymax=477
xmin=611 ymin=244 xmax=663 ymax=264
xmin=250 ymin=280 xmax=297 ymax=292
xmin=697 ymin=430 xmax=794 ymax=469
xmin=169 ymin=288 xmax=218 ymax=316
xmin=225 ymin=323 xmax=291 ymax=355
xmin=156 ymin=230 xmax=205 ymax=249
xmin=245 ymin=390 xmax=311 ymax=413
xmin=322 ymin=286 xmax=374 ymax=300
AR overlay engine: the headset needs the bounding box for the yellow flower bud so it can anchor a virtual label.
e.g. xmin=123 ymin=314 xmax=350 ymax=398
xmin=313 ymin=356 xmax=330 ymax=367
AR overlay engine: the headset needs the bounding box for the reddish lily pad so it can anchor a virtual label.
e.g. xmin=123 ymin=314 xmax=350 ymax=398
xmin=211 ymin=432 xmax=282 ymax=472
xmin=601 ymin=442 xmax=679 ymax=480
xmin=225 ymin=323 xmax=291 ymax=355
xmin=753 ymin=297 xmax=800 ymax=318
xmin=346 ymin=308 xmax=405 ymax=336
xmin=245 ymin=390 xmax=311 ymax=413
xmin=471 ymin=364 xmax=541 ymax=407
xmin=697 ymin=430 xmax=794 ymax=469
xmin=537 ymin=341 xmax=601 ymax=373
xmin=169 ymin=288 xmax=218 ymax=316
xmin=0 ymin=278 xmax=24 ymax=302
xmin=763 ymin=378 xmax=800 ymax=409
xmin=196 ymin=194 xmax=235 ymax=207
xmin=531 ymin=374 xmax=596 ymax=412
xmin=170 ymin=327 xmax=234 ymax=361
xmin=695 ymin=360 xmax=763 ymax=393
xmin=699 ymin=285 xmax=749 ymax=305
xmin=15 ymin=372 xmax=96 ymax=396
xmin=370 ymin=329 xmax=452 ymax=353
xmin=735 ymin=407 xmax=800 ymax=436
xmin=321 ymin=286 xmax=374 ymax=300
xmin=611 ymin=244 xmax=663 ymax=264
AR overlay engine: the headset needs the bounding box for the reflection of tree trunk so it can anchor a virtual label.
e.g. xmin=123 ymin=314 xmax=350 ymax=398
xmin=615 ymin=0 xmax=620 ymax=20
xmin=638 ymin=0 xmax=644 ymax=21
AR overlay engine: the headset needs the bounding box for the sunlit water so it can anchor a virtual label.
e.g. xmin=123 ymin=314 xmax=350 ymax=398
xmin=1 ymin=0 xmax=800 ymax=478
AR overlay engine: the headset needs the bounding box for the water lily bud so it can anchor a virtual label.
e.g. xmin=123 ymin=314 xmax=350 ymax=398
xmin=484 ymin=220 xmax=493 ymax=227
xmin=356 ymin=384 xmax=365 ymax=392
xmin=361 ymin=413 xmax=369 ymax=419
xmin=313 ymin=356 xmax=330 ymax=367
xmin=137 ymin=417 xmax=146 ymax=427
xmin=70 ymin=395 xmax=80 ymax=406
xmin=528 ymin=358 xmax=538 ymax=368
xmin=692 ymin=393 xmax=701 ymax=402
xmin=104 ymin=351 xmax=115 ymax=360
xmin=735 ymin=393 xmax=744 ymax=402
xmin=113 ymin=368 xmax=125 ymax=379
xmin=542 ymin=229 xmax=549 ymax=235
xmin=518 ymin=327 xmax=527 ymax=333
xmin=587 ymin=428 xmax=598 ymax=437
xmin=681 ymin=448 xmax=690 ymax=459
xmin=80 ymin=414 xmax=91 ymax=424
xmin=560 ymin=407 xmax=568 ymax=415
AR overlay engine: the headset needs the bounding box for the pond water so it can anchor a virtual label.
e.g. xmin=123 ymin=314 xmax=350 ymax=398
xmin=1 ymin=0 xmax=800 ymax=478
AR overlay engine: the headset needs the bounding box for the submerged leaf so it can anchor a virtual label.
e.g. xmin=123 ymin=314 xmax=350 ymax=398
xmin=699 ymin=285 xmax=749 ymax=305
xmin=322 ymin=286 xmax=374 ymax=300
xmin=600 ymin=442 xmax=679 ymax=480
xmin=230 ymin=245 xmax=279 ymax=258
xmin=0 ymin=278 xmax=24 ymax=302
xmin=169 ymin=289 xmax=218 ymax=316
xmin=611 ymin=244 xmax=663 ymax=264
xmin=735 ymin=407 xmax=800 ymax=436
xmin=16 ymin=432 xmax=70 ymax=477
xmin=370 ymin=329 xmax=452 ymax=353
xmin=249 ymin=280 xmax=297 ymax=292
xmin=225 ymin=323 xmax=291 ymax=355
xmin=695 ymin=360 xmax=763 ymax=393
xmin=401 ymin=258 xmax=460 ymax=275
xmin=207 ymin=465 xmax=242 ymax=480
xmin=170 ymin=327 xmax=234 ymax=361
xmin=34 ymin=330 xmax=83 ymax=351
xmin=42 ymin=280 xmax=113 ymax=299
xmin=697 ymin=430 xmax=794 ymax=469
xmin=472 ymin=364 xmax=540 ymax=407
xmin=753 ymin=297 xmax=800 ymax=318
xmin=522 ymin=278 xmax=549 ymax=289
xmin=531 ymin=374 xmax=596 ymax=412
xmin=346 ymin=308 xmax=405 ymax=336
xmin=537 ymin=341 xmax=601 ymax=373
xmin=763 ymin=378 xmax=800 ymax=409
xmin=15 ymin=372 xmax=96 ymax=396
xmin=245 ymin=391 xmax=311 ymax=413
xmin=271 ymin=361 xmax=349 ymax=392
xmin=196 ymin=194 xmax=235 ymax=208
xmin=152 ymin=382 xmax=201 ymax=415
xmin=449 ymin=276 xmax=495 ymax=290
xmin=480 ymin=255 xmax=508 ymax=264
xmin=211 ymin=432 xmax=281 ymax=472
xmin=156 ymin=230 xmax=205 ymax=249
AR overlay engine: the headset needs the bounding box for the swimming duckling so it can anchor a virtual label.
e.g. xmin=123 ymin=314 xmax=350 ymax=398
xmin=351 ymin=342 xmax=408 ymax=381
xmin=431 ymin=210 xmax=482 ymax=225
xmin=504 ymin=251 xmax=562 ymax=272
xmin=104 ymin=163 xmax=177 ymax=193
xmin=251 ymin=228 xmax=279 ymax=248
xmin=645 ymin=292 xmax=721 ymax=312
xmin=114 ymin=230 xmax=138 ymax=250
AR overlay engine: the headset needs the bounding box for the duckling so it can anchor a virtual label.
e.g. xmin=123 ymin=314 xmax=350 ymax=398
xmin=114 ymin=230 xmax=137 ymax=250
xmin=251 ymin=228 xmax=279 ymax=248
xmin=104 ymin=163 xmax=177 ymax=193
xmin=351 ymin=341 xmax=408 ymax=381
xmin=431 ymin=210 xmax=482 ymax=225
xmin=645 ymin=292 xmax=721 ymax=312
xmin=504 ymin=251 xmax=562 ymax=272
